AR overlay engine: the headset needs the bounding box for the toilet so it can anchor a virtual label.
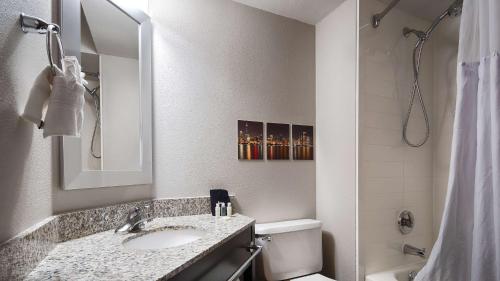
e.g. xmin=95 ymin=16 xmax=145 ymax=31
xmin=255 ymin=219 xmax=335 ymax=281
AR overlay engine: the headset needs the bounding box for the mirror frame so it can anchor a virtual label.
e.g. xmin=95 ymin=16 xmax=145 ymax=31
xmin=58 ymin=0 xmax=152 ymax=189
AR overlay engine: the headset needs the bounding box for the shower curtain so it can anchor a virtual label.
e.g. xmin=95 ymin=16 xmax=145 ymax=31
xmin=415 ymin=0 xmax=500 ymax=280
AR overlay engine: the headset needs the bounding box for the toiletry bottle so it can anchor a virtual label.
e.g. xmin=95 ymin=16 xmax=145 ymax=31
xmin=215 ymin=202 xmax=221 ymax=217
xmin=221 ymin=202 xmax=227 ymax=216
xmin=227 ymin=202 xmax=232 ymax=216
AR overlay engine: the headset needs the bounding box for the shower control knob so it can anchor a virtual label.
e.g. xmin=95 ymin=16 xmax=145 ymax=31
xmin=398 ymin=210 xmax=415 ymax=234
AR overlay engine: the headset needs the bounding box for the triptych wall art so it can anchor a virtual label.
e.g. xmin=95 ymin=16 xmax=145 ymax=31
xmin=237 ymin=120 xmax=263 ymax=160
xmin=267 ymin=123 xmax=290 ymax=160
xmin=238 ymin=120 xmax=313 ymax=161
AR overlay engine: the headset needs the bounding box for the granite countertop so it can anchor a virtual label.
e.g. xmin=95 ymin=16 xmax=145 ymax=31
xmin=25 ymin=214 xmax=254 ymax=281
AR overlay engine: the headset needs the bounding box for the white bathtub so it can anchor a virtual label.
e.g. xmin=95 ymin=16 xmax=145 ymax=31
xmin=365 ymin=262 xmax=425 ymax=281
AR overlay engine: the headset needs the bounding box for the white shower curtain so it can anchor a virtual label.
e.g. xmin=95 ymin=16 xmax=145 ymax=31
xmin=416 ymin=0 xmax=500 ymax=280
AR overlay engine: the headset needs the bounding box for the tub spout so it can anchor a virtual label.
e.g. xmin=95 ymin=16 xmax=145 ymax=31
xmin=403 ymin=244 xmax=426 ymax=258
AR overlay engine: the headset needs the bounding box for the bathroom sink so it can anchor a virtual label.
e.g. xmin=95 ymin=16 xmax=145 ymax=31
xmin=123 ymin=227 xmax=206 ymax=250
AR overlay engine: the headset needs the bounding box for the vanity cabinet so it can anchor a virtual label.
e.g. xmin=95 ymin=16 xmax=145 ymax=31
xmin=167 ymin=224 xmax=256 ymax=281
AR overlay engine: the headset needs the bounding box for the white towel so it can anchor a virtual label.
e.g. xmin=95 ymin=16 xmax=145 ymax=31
xmin=22 ymin=66 xmax=54 ymax=128
xmin=43 ymin=56 xmax=85 ymax=138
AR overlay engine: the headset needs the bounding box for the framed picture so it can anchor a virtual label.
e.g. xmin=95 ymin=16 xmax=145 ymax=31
xmin=238 ymin=120 xmax=264 ymax=160
xmin=266 ymin=123 xmax=290 ymax=160
xmin=292 ymin=125 xmax=314 ymax=160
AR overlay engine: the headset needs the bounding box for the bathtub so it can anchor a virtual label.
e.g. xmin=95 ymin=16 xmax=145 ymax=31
xmin=365 ymin=262 xmax=425 ymax=281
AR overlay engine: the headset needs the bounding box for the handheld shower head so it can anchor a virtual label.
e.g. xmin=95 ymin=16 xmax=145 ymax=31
xmin=403 ymin=0 xmax=462 ymax=42
xmin=399 ymin=0 xmax=462 ymax=148
xmin=447 ymin=0 xmax=463 ymax=17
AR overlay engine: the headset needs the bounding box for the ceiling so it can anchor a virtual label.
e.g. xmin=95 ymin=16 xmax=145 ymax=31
xmin=232 ymin=0 xmax=345 ymax=25
xmin=379 ymin=0 xmax=456 ymax=21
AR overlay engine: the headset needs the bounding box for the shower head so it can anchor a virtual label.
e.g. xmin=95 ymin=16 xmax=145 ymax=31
xmin=404 ymin=0 xmax=462 ymax=42
xmin=447 ymin=0 xmax=463 ymax=17
xmin=403 ymin=27 xmax=427 ymax=40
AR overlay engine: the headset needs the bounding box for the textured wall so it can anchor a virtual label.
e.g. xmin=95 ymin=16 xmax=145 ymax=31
xmin=150 ymin=0 xmax=316 ymax=223
xmin=316 ymin=1 xmax=357 ymax=280
xmin=0 ymin=0 xmax=54 ymax=243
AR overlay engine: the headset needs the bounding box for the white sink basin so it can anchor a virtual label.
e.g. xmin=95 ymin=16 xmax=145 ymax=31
xmin=123 ymin=227 xmax=206 ymax=250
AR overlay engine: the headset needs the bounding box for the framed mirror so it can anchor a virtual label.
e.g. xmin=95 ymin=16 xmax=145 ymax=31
xmin=59 ymin=0 xmax=152 ymax=189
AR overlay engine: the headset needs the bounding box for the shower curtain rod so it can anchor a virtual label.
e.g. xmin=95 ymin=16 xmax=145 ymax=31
xmin=372 ymin=0 xmax=401 ymax=28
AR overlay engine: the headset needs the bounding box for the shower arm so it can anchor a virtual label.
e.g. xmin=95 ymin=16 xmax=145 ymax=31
xmin=425 ymin=0 xmax=462 ymax=35
xmin=424 ymin=8 xmax=452 ymax=37
xmin=372 ymin=0 xmax=401 ymax=28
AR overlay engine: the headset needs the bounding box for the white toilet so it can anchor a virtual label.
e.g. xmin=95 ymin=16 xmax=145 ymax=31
xmin=255 ymin=219 xmax=335 ymax=281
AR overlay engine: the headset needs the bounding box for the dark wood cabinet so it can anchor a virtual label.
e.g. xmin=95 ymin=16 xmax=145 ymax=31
xmin=166 ymin=224 xmax=257 ymax=281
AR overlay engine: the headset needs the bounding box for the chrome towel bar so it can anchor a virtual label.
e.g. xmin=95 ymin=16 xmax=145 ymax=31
xmin=227 ymin=244 xmax=262 ymax=281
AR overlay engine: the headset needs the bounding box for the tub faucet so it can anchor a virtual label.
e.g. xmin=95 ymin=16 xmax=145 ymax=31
xmin=403 ymin=244 xmax=426 ymax=258
xmin=115 ymin=205 xmax=152 ymax=234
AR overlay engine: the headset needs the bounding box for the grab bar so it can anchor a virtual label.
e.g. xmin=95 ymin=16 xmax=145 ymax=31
xmin=227 ymin=245 xmax=262 ymax=281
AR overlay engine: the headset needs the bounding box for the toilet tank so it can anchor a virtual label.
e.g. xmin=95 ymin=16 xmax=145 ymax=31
xmin=255 ymin=219 xmax=322 ymax=281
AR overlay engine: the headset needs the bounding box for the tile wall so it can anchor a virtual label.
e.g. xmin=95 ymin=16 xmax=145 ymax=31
xmin=359 ymin=1 xmax=459 ymax=277
xmin=359 ymin=0 xmax=435 ymax=274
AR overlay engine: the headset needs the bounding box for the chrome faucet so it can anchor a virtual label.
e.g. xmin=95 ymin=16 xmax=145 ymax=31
xmin=115 ymin=205 xmax=152 ymax=234
xmin=403 ymin=244 xmax=426 ymax=258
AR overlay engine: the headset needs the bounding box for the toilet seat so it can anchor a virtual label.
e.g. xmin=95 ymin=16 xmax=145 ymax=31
xmin=291 ymin=273 xmax=336 ymax=281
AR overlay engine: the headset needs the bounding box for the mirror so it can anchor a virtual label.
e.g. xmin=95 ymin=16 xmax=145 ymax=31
xmin=80 ymin=0 xmax=140 ymax=171
xmin=59 ymin=0 xmax=152 ymax=189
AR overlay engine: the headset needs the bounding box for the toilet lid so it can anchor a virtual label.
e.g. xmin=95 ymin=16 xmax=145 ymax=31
xmin=291 ymin=273 xmax=335 ymax=281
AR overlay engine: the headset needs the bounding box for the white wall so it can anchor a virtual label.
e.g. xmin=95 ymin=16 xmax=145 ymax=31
xmin=100 ymin=54 xmax=141 ymax=171
xmin=150 ymin=0 xmax=316 ymax=224
xmin=316 ymin=0 xmax=357 ymax=280
xmin=358 ymin=0 xmax=435 ymax=275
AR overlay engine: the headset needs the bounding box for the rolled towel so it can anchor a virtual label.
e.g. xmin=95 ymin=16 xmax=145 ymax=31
xmin=22 ymin=66 xmax=54 ymax=128
xmin=43 ymin=56 xmax=85 ymax=138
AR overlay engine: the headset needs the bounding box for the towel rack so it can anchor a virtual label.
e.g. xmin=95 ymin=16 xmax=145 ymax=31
xmin=19 ymin=13 xmax=65 ymax=75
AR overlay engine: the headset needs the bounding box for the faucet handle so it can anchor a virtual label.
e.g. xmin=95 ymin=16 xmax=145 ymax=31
xmin=127 ymin=207 xmax=140 ymax=219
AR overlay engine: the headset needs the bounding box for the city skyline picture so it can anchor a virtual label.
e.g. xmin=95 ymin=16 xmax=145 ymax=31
xmin=267 ymin=123 xmax=290 ymax=160
xmin=238 ymin=120 xmax=264 ymax=160
xmin=292 ymin=125 xmax=314 ymax=160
